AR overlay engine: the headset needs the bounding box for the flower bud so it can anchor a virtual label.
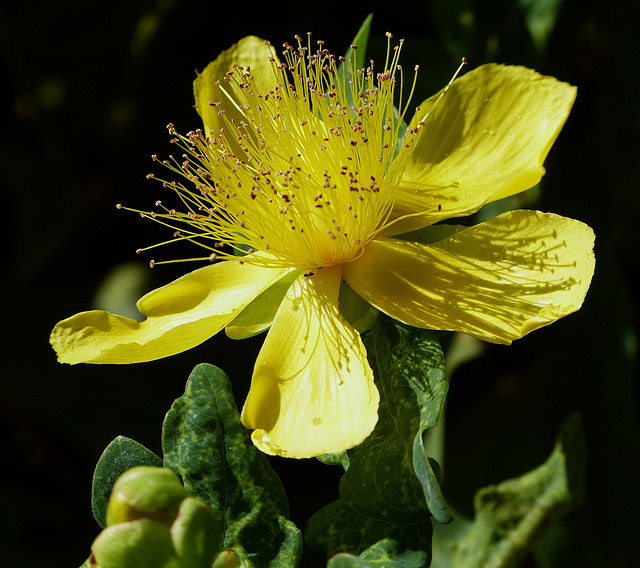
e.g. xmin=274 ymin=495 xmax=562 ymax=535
xmin=106 ymin=466 xmax=189 ymax=527
xmin=171 ymin=497 xmax=224 ymax=568
xmin=90 ymin=518 xmax=179 ymax=568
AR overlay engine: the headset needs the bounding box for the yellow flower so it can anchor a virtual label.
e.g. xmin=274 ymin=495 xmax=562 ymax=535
xmin=50 ymin=35 xmax=595 ymax=459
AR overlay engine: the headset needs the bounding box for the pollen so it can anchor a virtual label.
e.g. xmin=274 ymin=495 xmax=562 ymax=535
xmin=136 ymin=34 xmax=422 ymax=269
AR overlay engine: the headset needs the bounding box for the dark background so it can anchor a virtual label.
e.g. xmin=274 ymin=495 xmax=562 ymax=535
xmin=1 ymin=0 xmax=638 ymax=566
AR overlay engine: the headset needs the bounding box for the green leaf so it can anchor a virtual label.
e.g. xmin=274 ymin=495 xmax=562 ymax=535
xmin=328 ymin=544 xmax=427 ymax=568
xmin=339 ymin=318 xmax=451 ymax=524
xmin=306 ymin=499 xmax=431 ymax=567
xmin=342 ymin=14 xmax=373 ymax=73
xmin=162 ymin=363 xmax=302 ymax=568
xmin=336 ymin=13 xmax=373 ymax=111
xmin=305 ymin=499 xmax=432 ymax=568
xmin=317 ymin=450 xmax=350 ymax=470
xmin=91 ymin=436 xmax=163 ymax=529
xmin=450 ymin=414 xmax=586 ymax=568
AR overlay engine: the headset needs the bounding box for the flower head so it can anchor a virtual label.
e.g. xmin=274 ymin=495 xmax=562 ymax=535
xmin=148 ymin=34 xmax=418 ymax=269
xmin=51 ymin=34 xmax=595 ymax=458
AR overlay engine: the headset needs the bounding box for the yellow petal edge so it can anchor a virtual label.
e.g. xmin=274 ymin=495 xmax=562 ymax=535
xmin=387 ymin=65 xmax=577 ymax=235
xmin=345 ymin=210 xmax=595 ymax=344
xmin=50 ymin=260 xmax=290 ymax=364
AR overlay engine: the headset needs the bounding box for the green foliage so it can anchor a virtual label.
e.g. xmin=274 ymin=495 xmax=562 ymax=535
xmin=433 ymin=415 xmax=586 ymax=567
xmin=162 ymin=364 xmax=302 ymax=568
xmin=339 ymin=319 xmax=450 ymax=524
xmin=337 ymin=13 xmax=374 ymax=111
xmin=84 ymin=359 xmax=587 ymax=568
xmin=306 ymin=499 xmax=432 ymax=567
xmin=92 ymin=437 xmax=163 ymax=529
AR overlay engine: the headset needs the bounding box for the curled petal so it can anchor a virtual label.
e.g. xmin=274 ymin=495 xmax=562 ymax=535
xmin=345 ymin=210 xmax=595 ymax=344
xmin=193 ymin=36 xmax=278 ymax=155
xmin=241 ymin=265 xmax=379 ymax=458
xmin=50 ymin=261 xmax=291 ymax=364
xmin=387 ymin=65 xmax=576 ymax=235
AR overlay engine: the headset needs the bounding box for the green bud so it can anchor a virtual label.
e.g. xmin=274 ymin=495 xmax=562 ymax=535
xmin=106 ymin=466 xmax=189 ymax=527
xmin=171 ymin=497 xmax=224 ymax=568
xmin=90 ymin=518 xmax=180 ymax=568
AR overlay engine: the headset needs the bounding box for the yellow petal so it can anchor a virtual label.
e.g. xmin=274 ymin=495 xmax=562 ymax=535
xmin=193 ymin=36 xmax=277 ymax=155
xmin=241 ymin=265 xmax=379 ymax=458
xmin=386 ymin=65 xmax=576 ymax=235
xmin=225 ymin=269 xmax=300 ymax=339
xmin=50 ymin=261 xmax=290 ymax=364
xmin=344 ymin=210 xmax=595 ymax=344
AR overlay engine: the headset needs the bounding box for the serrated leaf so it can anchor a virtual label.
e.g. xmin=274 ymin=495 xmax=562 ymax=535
xmin=339 ymin=319 xmax=451 ymax=524
xmin=451 ymin=414 xmax=586 ymax=568
xmin=162 ymin=363 xmax=302 ymax=568
xmin=91 ymin=436 xmax=162 ymax=529
xmin=306 ymin=498 xmax=431 ymax=567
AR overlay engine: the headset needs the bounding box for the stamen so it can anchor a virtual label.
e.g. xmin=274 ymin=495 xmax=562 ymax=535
xmin=128 ymin=35 xmax=432 ymax=269
xmin=416 ymin=56 xmax=468 ymax=126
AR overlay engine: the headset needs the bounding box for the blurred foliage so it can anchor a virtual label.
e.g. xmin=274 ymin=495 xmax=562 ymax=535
xmin=1 ymin=0 xmax=638 ymax=566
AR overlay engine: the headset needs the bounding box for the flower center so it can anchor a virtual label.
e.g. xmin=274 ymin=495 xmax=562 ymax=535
xmin=138 ymin=34 xmax=420 ymax=269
